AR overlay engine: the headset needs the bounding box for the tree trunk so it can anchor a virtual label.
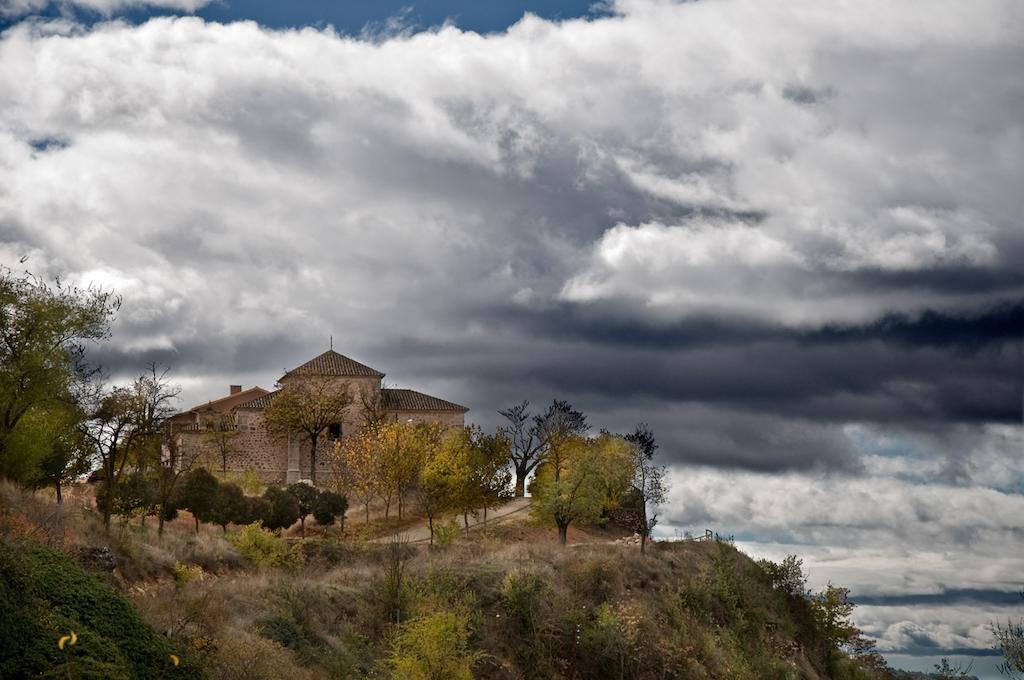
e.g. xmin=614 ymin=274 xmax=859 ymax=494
xmin=300 ymin=517 xmax=305 ymax=539
xmin=158 ymin=513 xmax=165 ymax=536
xmin=364 ymin=502 xmax=370 ymax=525
xmin=640 ymin=533 xmax=647 ymax=554
xmin=398 ymin=494 xmax=404 ymax=520
xmin=557 ymin=521 xmax=569 ymax=546
xmin=194 ymin=515 xmax=199 ymax=534
xmin=514 ymin=471 xmax=526 ymax=497
xmin=308 ymin=434 xmax=318 ymax=485
xmin=428 ymin=516 xmax=434 ymax=546
xmin=483 ymin=506 xmax=487 ymax=532
xmin=54 ymin=480 xmax=62 ymax=504
xmin=463 ymin=512 xmax=470 ymax=536
xmin=384 ymin=496 xmax=391 ymax=519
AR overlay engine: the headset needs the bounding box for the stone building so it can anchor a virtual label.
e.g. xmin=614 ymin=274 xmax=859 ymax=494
xmin=168 ymin=350 xmax=468 ymax=484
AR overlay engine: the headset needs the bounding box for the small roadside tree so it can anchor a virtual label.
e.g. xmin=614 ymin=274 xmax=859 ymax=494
xmin=262 ymin=378 xmax=352 ymax=486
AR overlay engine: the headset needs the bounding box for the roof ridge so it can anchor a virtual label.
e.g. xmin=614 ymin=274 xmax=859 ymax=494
xmin=282 ymin=349 xmax=385 ymax=379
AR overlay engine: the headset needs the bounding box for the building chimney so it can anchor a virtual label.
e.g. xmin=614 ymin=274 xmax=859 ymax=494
xmin=230 ymin=385 xmax=242 ymax=395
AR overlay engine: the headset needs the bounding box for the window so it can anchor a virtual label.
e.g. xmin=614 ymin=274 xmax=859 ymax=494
xmin=328 ymin=423 xmax=342 ymax=440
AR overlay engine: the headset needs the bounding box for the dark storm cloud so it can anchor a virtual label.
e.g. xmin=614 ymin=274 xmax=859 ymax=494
xmin=853 ymin=588 xmax=1024 ymax=608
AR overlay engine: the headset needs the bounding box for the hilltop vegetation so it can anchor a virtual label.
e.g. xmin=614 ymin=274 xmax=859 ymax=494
xmin=3 ymin=480 xmax=896 ymax=680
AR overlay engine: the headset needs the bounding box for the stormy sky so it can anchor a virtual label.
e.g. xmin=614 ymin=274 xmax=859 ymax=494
xmin=1 ymin=0 xmax=1022 ymax=673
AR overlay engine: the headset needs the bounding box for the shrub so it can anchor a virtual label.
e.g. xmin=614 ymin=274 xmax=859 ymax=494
xmin=0 ymin=543 xmax=202 ymax=679
xmin=500 ymin=569 xmax=549 ymax=635
xmin=261 ymin=486 xmax=300 ymax=532
xmin=313 ymin=490 xmax=348 ymax=529
xmin=389 ymin=610 xmax=480 ymax=680
xmin=227 ymin=522 xmax=303 ymax=569
xmin=434 ymin=519 xmax=461 ymax=547
xmin=171 ymin=562 xmax=200 ymax=589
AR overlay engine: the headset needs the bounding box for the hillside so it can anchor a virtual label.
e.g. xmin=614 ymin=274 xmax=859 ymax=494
xmin=0 ymin=482 xmax=898 ymax=680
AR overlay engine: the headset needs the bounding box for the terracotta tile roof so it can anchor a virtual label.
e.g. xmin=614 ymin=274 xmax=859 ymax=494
xmin=281 ymin=350 xmax=385 ymax=380
xmin=382 ymin=388 xmax=468 ymax=413
xmin=237 ymin=389 xmax=280 ymax=410
xmin=174 ymin=386 xmax=269 ymax=419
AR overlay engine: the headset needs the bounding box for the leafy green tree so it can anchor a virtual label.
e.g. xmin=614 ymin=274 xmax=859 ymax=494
xmin=262 ymin=378 xmax=353 ymax=486
xmin=758 ymin=555 xmax=808 ymax=598
xmin=207 ymin=482 xmax=249 ymax=533
xmin=287 ymin=482 xmax=319 ymax=538
xmin=0 ymin=267 xmax=118 ymax=483
xmin=312 ymin=490 xmax=348 ymax=531
xmin=467 ymin=427 xmax=512 ymax=529
xmin=498 ymin=400 xmax=588 ymax=497
xmin=30 ymin=406 xmax=90 ymax=503
xmin=417 ymin=448 xmax=456 ymax=546
xmin=530 ymin=433 xmax=632 ymax=545
xmin=95 ymin=471 xmax=157 ymax=524
xmin=244 ymin=495 xmax=273 ymax=526
xmin=175 ymin=467 xmax=220 ymax=533
xmin=261 ymin=485 xmax=300 ymax=532
xmin=810 ymin=583 xmax=859 ymax=675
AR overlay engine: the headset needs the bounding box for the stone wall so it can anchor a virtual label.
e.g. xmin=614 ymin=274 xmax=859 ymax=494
xmin=178 ymin=398 xmax=466 ymax=487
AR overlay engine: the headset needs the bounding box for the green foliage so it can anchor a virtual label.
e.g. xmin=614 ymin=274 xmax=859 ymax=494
xmin=207 ymin=482 xmax=248 ymax=532
xmin=312 ymin=489 xmax=348 ymax=527
xmin=261 ymin=485 xmax=301 ymax=531
xmin=288 ymin=482 xmax=318 ymax=517
xmin=500 ymin=569 xmax=550 ymax=635
xmin=227 ymin=522 xmax=303 ymax=568
xmin=0 ymin=541 xmax=201 ymax=679
xmin=257 ymin=613 xmax=328 ymax=665
xmin=95 ymin=471 xmax=157 ymax=521
xmin=531 ymin=432 xmax=633 ymax=544
xmin=225 ymin=468 xmax=266 ymax=495
xmin=433 ymin=519 xmax=461 ymax=547
xmin=175 ymin=467 xmax=220 ymax=530
xmin=0 ymin=267 xmax=117 ymax=483
xmin=388 ymin=610 xmax=480 ymax=680
xmin=758 ymin=554 xmax=807 ymax=598
xmin=171 ymin=561 xmax=201 ymax=589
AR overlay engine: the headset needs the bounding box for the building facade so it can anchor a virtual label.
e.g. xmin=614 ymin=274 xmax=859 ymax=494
xmin=169 ymin=350 xmax=468 ymax=484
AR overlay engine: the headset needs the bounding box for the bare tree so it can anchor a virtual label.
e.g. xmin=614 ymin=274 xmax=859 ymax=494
xmin=200 ymin=411 xmax=240 ymax=474
xmin=498 ymin=399 xmax=588 ymax=497
xmin=627 ymin=424 xmax=668 ymax=553
xmin=82 ymin=365 xmax=180 ymax=529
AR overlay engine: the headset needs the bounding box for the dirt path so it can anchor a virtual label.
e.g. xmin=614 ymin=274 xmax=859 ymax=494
xmin=370 ymin=497 xmax=532 ymax=543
